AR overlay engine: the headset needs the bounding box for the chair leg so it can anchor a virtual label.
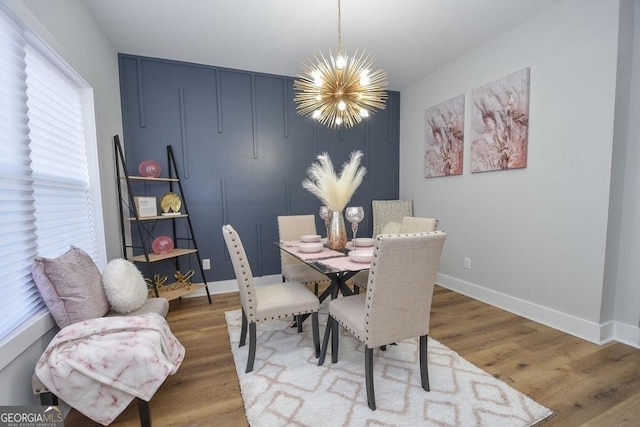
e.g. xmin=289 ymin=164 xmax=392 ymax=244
xmin=297 ymin=314 xmax=303 ymax=333
xmin=311 ymin=312 xmax=320 ymax=357
xmin=318 ymin=316 xmax=332 ymax=366
xmin=137 ymin=397 xmax=152 ymax=427
xmin=331 ymin=315 xmax=339 ymax=364
xmin=365 ymin=346 xmax=376 ymax=410
xmin=39 ymin=392 xmax=58 ymax=406
xmin=239 ymin=310 xmax=248 ymax=347
xmin=246 ymin=323 xmax=257 ymax=373
xmin=420 ymin=335 xmax=430 ymax=391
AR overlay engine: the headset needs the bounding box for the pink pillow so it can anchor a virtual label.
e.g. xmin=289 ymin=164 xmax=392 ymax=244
xmin=32 ymin=246 xmax=109 ymax=328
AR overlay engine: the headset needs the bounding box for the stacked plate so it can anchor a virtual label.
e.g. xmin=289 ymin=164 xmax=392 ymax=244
xmin=349 ymin=250 xmax=374 ymax=263
xmin=298 ymin=234 xmax=323 ymax=253
xmin=298 ymin=242 xmax=323 ymax=253
xmin=353 ymin=237 xmax=375 ymax=247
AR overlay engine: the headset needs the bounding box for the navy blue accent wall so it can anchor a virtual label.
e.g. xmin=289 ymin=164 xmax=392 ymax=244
xmin=118 ymin=54 xmax=400 ymax=282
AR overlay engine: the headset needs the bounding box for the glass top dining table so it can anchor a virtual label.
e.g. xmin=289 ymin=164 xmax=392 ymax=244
xmin=273 ymin=240 xmax=371 ymax=303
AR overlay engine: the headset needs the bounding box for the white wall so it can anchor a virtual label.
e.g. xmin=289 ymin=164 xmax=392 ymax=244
xmin=1 ymin=0 xmax=123 ymax=406
xmin=400 ymin=0 xmax=633 ymax=344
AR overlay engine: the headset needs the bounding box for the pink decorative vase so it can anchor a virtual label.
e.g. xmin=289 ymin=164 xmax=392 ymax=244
xmin=152 ymin=236 xmax=174 ymax=254
xmin=138 ymin=160 xmax=162 ymax=178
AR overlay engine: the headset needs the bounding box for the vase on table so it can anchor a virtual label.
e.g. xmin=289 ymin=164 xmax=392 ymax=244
xmin=327 ymin=210 xmax=347 ymax=250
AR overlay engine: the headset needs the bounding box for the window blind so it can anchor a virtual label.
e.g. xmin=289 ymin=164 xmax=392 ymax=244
xmin=25 ymin=44 xmax=98 ymax=261
xmin=0 ymin=9 xmax=44 ymax=341
xmin=0 ymin=6 xmax=100 ymax=343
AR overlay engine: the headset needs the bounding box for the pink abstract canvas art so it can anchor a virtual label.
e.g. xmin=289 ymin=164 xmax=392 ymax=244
xmin=470 ymin=68 xmax=530 ymax=173
xmin=424 ymin=94 xmax=465 ymax=178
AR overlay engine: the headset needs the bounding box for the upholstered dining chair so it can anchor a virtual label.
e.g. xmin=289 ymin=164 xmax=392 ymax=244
xmin=277 ymin=215 xmax=331 ymax=295
xmin=319 ymin=231 xmax=447 ymax=410
xmin=397 ymin=216 xmax=439 ymax=233
xmin=371 ymin=199 xmax=413 ymax=237
xmin=352 ymin=216 xmax=439 ymax=290
xmin=222 ymin=224 xmax=321 ymax=373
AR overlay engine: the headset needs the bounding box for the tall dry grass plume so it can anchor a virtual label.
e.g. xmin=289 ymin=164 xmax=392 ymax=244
xmin=302 ymin=151 xmax=366 ymax=212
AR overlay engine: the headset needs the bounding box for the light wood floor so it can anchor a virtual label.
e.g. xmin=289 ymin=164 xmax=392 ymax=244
xmin=64 ymin=285 xmax=640 ymax=426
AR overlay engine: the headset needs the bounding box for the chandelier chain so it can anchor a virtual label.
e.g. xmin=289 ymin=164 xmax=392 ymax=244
xmin=337 ymin=0 xmax=342 ymax=54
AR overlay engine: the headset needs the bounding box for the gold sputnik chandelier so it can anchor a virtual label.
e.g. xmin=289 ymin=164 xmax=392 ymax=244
xmin=294 ymin=0 xmax=388 ymax=129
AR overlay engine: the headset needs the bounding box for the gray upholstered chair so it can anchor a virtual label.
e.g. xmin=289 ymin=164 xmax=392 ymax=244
xmin=277 ymin=215 xmax=331 ymax=295
xmin=371 ymin=199 xmax=413 ymax=237
xmin=222 ymin=224 xmax=320 ymax=373
xmin=352 ymin=216 xmax=438 ymax=289
xmin=319 ymin=231 xmax=447 ymax=410
xmin=30 ymin=246 xmax=171 ymax=426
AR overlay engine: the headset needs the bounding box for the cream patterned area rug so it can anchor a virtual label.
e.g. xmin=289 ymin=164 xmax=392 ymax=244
xmin=225 ymin=308 xmax=552 ymax=426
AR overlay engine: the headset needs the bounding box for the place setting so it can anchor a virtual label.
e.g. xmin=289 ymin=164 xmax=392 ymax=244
xmin=316 ymin=205 xmax=376 ymax=270
xmin=280 ymin=233 xmax=345 ymax=261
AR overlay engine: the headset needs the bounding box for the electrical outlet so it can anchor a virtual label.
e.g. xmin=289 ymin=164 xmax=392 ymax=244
xmin=202 ymin=258 xmax=211 ymax=270
xmin=464 ymin=257 xmax=471 ymax=270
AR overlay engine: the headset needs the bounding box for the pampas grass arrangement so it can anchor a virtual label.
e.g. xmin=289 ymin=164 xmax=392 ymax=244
xmin=302 ymin=151 xmax=367 ymax=212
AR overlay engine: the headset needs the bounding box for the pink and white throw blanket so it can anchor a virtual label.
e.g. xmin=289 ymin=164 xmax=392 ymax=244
xmin=35 ymin=313 xmax=185 ymax=425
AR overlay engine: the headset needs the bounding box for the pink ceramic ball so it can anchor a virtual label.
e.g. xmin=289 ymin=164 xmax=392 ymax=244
xmin=138 ymin=160 xmax=162 ymax=178
xmin=152 ymin=236 xmax=174 ymax=254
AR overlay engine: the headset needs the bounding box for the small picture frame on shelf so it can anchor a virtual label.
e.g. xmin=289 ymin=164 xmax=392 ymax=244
xmin=134 ymin=196 xmax=158 ymax=217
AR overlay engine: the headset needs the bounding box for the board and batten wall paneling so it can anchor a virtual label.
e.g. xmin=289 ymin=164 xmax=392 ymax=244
xmin=118 ymin=54 xmax=400 ymax=282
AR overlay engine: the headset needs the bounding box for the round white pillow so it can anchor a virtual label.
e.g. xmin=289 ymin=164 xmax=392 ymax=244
xmin=102 ymin=259 xmax=148 ymax=313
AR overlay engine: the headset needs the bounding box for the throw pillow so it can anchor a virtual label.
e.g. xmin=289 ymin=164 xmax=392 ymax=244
xmin=101 ymin=259 xmax=149 ymax=313
xmin=32 ymin=246 xmax=110 ymax=328
xmin=380 ymin=221 xmax=401 ymax=234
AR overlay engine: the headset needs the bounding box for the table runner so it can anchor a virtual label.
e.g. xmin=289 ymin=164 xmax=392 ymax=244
xmin=319 ymin=255 xmax=370 ymax=272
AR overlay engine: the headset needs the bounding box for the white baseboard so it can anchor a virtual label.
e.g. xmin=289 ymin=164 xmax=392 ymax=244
xmin=436 ymin=273 xmax=640 ymax=349
xmin=613 ymin=321 xmax=640 ymax=348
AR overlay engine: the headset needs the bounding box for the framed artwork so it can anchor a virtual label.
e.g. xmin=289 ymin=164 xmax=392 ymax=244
xmin=424 ymin=94 xmax=465 ymax=178
xmin=470 ymin=68 xmax=530 ymax=173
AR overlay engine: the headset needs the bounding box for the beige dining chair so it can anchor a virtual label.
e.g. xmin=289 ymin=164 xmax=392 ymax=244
xmin=319 ymin=231 xmax=447 ymax=410
xmin=277 ymin=215 xmax=331 ymax=295
xmin=351 ymin=216 xmax=439 ymax=290
xmin=222 ymin=224 xmax=320 ymax=373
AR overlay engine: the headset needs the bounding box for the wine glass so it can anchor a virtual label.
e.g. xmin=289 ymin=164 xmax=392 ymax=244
xmin=345 ymin=206 xmax=365 ymax=248
xmin=319 ymin=205 xmax=331 ymax=238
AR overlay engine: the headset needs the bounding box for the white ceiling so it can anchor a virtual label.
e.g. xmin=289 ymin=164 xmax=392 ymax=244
xmin=85 ymin=0 xmax=564 ymax=90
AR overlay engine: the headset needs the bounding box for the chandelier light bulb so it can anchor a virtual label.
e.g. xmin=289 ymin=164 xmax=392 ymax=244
xmin=336 ymin=54 xmax=346 ymax=70
xmin=360 ymin=109 xmax=369 ymax=118
xmin=312 ymin=70 xmax=323 ymax=87
xmin=335 ymin=117 xmax=343 ymax=125
xmin=313 ymin=110 xmax=322 ymax=119
xmin=338 ymin=100 xmax=346 ymax=111
xmin=359 ymin=69 xmax=370 ymax=86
